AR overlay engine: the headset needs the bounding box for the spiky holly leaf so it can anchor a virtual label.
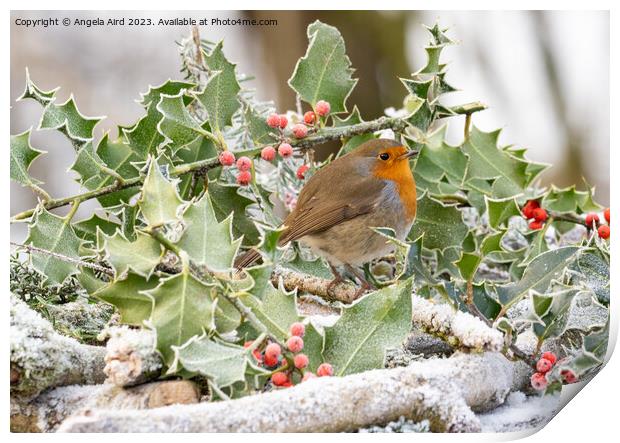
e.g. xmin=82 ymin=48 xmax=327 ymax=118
xmin=100 ymin=230 xmax=163 ymax=278
xmin=177 ymin=192 xmax=242 ymax=272
xmin=39 ymin=95 xmax=102 ymax=142
xmin=139 ymin=80 xmax=194 ymax=107
xmin=543 ymin=185 xmax=603 ymax=214
xmin=156 ymin=92 xmax=209 ymax=148
xmin=18 ymin=68 xmax=58 ymax=104
xmin=288 ymin=20 xmax=357 ymax=114
xmin=208 ymin=181 xmax=260 ymax=246
xmin=94 ymin=272 xmax=158 ymax=326
xmin=485 ymin=196 xmax=521 ymax=230
xmin=414 ymin=126 xmax=467 ymax=185
xmin=174 ymin=334 xmax=247 ymax=388
xmin=144 ymin=257 xmax=215 ymax=366
xmin=10 ymin=129 xmax=46 ymax=189
xmin=457 ymin=252 xmax=482 ymax=281
xmin=25 ymin=207 xmax=82 ymax=286
xmin=571 ymin=253 xmax=609 ymax=306
xmin=195 ymin=42 xmax=241 ymax=133
xmin=243 ymin=106 xmax=278 ymax=147
xmin=495 ymin=246 xmax=580 ymax=310
xmin=323 ymin=278 xmax=413 ymax=376
xmin=528 ymin=287 xmax=578 ymax=341
xmin=138 ymin=158 xmax=183 ymax=227
xmin=302 ymin=321 xmax=325 ymax=373
xmin=241 ymin=282 xmax=299 ymax=342
xmin=409 ymin=192 xmax=468 ymax=251
xmin=73 ymin=213 xmax=119 ymax=242
xmin=334 ymin=106 xmax=376 ymax=156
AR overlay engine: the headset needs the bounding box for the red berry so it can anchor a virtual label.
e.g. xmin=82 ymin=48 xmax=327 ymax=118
xmin=536 ymin=358 xmax=553 ymax=374
xmin=294 ymin=353 xmax=309 ymax=369
xmin=315 ymin=100 xmax=331 ymax=117
xmin=261 ymin=146 xmax=276 ymax=162
xmin=292 ymin=124 xmax=308 ymax=139
xmin=236 ymin=156 xmax=252 ymax=172
xmin=585 ymin=213 xmax=600 ymax=227
xmin=252 ymin=349 xmax=263 ymax=362
xmin=266 ymin=113 xmax=280 ymax=128
xmin=278 ymin=114 xmax=288 ymax=129
xmin=604 ymin=207 xmax=610 ymax=223
xmin=529 ymin=220 xmax=544 ymax=230
xmin=541 ymin=352 xmax=557 ymax=365
xmin=296 ymin=164 xmax=310 ymax=180
xmin=303 ymin=111 xmax=316 ymax=125
xmin=219 ymin=151 xmax=235 ymax=167
xmin=317 ymin=363 xmax=333 ymax=377
xmin=561 ymin=369 xmax=578 ymax=384
xmin=265 ymin=343 xmax=281 ymax=359
xmin=278 ymin=143 xmax=293 ymax=158
xmin=598 ymin=225 xmax=610 ymax=239
xmin=236 ymin=170 xmax=252 ymax=186
xmin=302 ymin=372 xmax=317 ymax=382
xmin=522 ymin=200 xmax=540 ymax=219
xmin=286 ymin=336 xmax=304 ymax=353
xmin=289 ymin=322 xmax=305 ymax=337
xmin=532 ymin=208 xmax=548 ymax=222
xmin=530 ymin=372 xmax=548 ymax=391
xmin=263 ymin=353 xmax=278 ymax=367
xmin=271 ymin=372 xmax=289 ymax=387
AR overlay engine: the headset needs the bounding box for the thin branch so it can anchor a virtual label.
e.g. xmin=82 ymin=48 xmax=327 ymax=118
xmin=10 ymin=242 xmax=113 ymax=276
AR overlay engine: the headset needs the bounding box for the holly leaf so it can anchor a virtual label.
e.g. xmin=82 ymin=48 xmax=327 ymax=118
xmin=94 ymin=272 xmax=158 ymax=326
xmin=242 ymin=105 xmax=278 ymax=147
xmin=138 ymin=158 xmax=183 ymax=227
xmin=139 ymin=79 xmax=194 ymax=107
xmin=409 ymin=192 xmax=468 ymax=251
xmin=144 ymin=258 xmax=215 ymax=366
xmin=303 ymin=321 xmax=326 ymax=372
xmin=530 ymin=287 xmax=578 ymax=340
xmin=39 ymin=95 xmax=102 ymax=142
xmin=156 ymin=92 xmax=209 ymax=149
xmin=413 ymin=126 xmax=467 ymax=185
xmin=73 ymin=213 xmax=119 ymax=242
xmin=195 ymin=41 xmax=241 ymax=133
xmin=100 ymin=230 xmax=163 ymax=278
xmin=208 ymin=181 xmax=260 ymax=246
xmin=10 ymin=129 xmax=46 ymax=189
xmin=334 ymin=106 xmax=376 ymax=156
xmin=288 ymin=20 xmax=357 ymax=114
xmin=572 ymin=253 xmax=609 ymax=306
xmin=18 ymin=68 xmax=59 ymax=104
xmin=322 ymin=278 xmax=413 ymax=376
xmin=241 ymin=282 xmax=299 ymax=342
xmin=543 ymin=185 xmax=603 ymax=214
xmin=177 ymin=192 xmax=242 ymax=272
xmin=485 ymin=196 xmax=521 ymax=230
xmin=25 ymin=207 xmax=82 ymax=286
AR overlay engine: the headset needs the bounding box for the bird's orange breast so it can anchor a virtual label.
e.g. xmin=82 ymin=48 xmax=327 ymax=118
xmin=372 ymin=157 xmax=417 ymax=222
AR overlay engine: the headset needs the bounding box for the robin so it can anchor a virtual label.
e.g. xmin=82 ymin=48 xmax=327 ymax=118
xmin=235 ymin=138 xmax=418 ymax=297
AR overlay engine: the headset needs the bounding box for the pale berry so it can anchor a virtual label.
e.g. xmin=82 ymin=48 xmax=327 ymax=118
xmin=529 ymin=220 xmax=544 ymax=230
xmin=278 ymin=143 xmax=293 ymax=158
xmin=585 ymin=213 xmax=600 ymax=227
xmin=561 ymin=369 xmax=578 ymax=384
xmin=266 ymin=113 xmax=280 ymax=128
xmin=604 ymin=207 xmax=610 ymax=223
xmin=271 ymin=372 xmax=289 ymax=387
xmin=236 ymin=170 xmax=252 ymax=186
xmin=303 ymin=111 xmax=316 ymax=125
xmin=265 ymin=343 xmax=281 ymax=359
xmin=536 ymin=358 xmax=553 ymax=374
xmin=315 ymin=100 xmax=331 ymax=117
xmin=530 ymin=372 xmax=548 ymax=390
xmin=317 ymin=363 xmax=333 ymax=377
xmin=236 ymin=156 xmax=252 ymax=172
xmin=541 ymin=352 xmax=557 ymax=365
xmin=532 ymin=208 xmax=548 ymax=222
xmin=294 ymin=353 xmax=309 ymax=369
xmin=219 ymin=151 xmax=235 ymax=167
xmin=292 ymin=123 xmax=308 ymax=139
xmin=598 ymin=225 xmax=610 ymax=239
xmin=261 ymin=146 xmax=276 ymax=162
xmin=286 ymin=336 xmax=304 ymax=353
xmin=278 ymin=114 xmax=288 ymax=129
xmin=289 ymin=322 xmax=305 ymax=337
xmin=296 ymin=164 xmax=310 ymax=180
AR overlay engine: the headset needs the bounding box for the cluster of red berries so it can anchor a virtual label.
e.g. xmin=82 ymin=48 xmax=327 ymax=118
xmin=244 ymin=321 xmax=334 ymax=388
xmin=218 ymin=152 xmax=254 ymax=186
xmin=530 ymin=352 xmax=578 ymax=391
xmin=266 ymin=100 xmax=331 ymax=141
xmin=584 ymin=207 xmax=610 ymax=240
xmin=522 ymin=200 xmax=548 ymax=230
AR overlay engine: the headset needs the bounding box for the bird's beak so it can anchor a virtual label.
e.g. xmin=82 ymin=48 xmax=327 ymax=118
xmin=398 ymin=150 xmax=419 ymax=160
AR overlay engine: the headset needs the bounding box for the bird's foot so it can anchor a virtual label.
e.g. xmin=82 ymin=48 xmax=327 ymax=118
xmin=345 ymin=263 xmax=377 ymax=300
xmin=326 ymin=261 xmax=345 ymax=298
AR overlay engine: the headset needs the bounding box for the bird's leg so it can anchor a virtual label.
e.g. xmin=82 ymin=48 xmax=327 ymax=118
xmin=344 ymin=263 xmax=376 ymax=299
xmin=326 ymin=261 xmax=345 ymax=297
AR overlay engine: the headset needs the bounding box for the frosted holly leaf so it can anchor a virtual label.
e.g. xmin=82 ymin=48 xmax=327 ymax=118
xmin=543 ymin=185 xmax=603 ymax=213
xmin=457 ymin=252 xmax=482 ymax=281
xmin=401 ymin=77 xmax=434 ymax=100
xmin=173 ymin=334 xmax=247 ymax=388
xmin=243 ymin=105 xmax=278 ymax=147
xmin=409 ymin=192 xmax=468 ymax=251
xmin=323 ymin=278 xmax=413 ymax=376
xmin=302 ymin=322 xmax=326 ymax=373
xmin=462 ymin=127 xmax=529 ymax=198
xmin=213 ymin=293 xmax=242 ymax=334
xmin=414 ymin=125 xmax=467 ymax=185
xmin=73 ymin=213 xmax=119 ymax=242
xmin=402 ymin=96 xmax=433 ymax=132
xmin=17 ymin=68 xmax=58 ymax=104
xmin=94 ymin=272 xmax=158 ymax=326
xmin=485 ymin=196 xmax=521 ymax=229
xmin=208 ymin=181 xmax=260 ymax=246
xmin=39 ymin=95 xmax=103 ymax=142
xmin=138 ymin=158 xmax=183 ymax=227
xmin=156 ymin=92 xmax=209 ymax=149
xmin=144 ymin=256 xmax=216 ymax=366
xmin=495 ymin=246 xmax=580 ymax=310
xmin=10 ymin=129 xmax=46 ymax=190
xmin=139 ymin=79 xmax=194 ymax=107
xmin=195 ymin=41 xmax=241 ymax=133
xmin=99 ymin=229 xmax=163 ymax=278
xmin=435 ymin=246 xmax=461 ymax=278
xmin=25 ymin=207 xmax=82 ymax=286
xmin=333 ymin=106 xmax=376 ymax=156
xmin=572 ymin=253 xmax=609 ymax=306
xmin=177 ymin=192 xmax=242 ymax=272
xmin=288 ymin=20 xmax=358 ymax=114
xmin=241 ymin=282 xmax=300 ymax=342
xmin=480 ymin=230 xmax=507 ymax=256
xmin=528 ymin=287 xmax=578 ymax=340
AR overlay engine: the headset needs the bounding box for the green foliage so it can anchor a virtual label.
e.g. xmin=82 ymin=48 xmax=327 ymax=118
xmin=10 ymin=130 xmax=46 ymax=190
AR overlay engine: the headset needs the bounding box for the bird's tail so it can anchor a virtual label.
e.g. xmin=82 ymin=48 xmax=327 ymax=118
xmin=234 ymin=247 xmax=262 ymax=270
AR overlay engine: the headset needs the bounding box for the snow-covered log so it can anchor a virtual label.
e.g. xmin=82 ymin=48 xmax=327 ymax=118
xmin=10 ymin=295 xmax=106 ymax=400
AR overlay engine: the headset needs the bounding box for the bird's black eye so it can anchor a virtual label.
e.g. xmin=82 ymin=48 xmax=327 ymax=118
xmin=379 ymin=153 xmax=390 ymax=161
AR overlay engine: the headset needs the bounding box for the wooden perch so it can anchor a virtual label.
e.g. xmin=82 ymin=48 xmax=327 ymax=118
xmin=10 ymin=295 xmax=106 ymax=400
xmin=58 ymin=352 xmax=530 ymax=433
